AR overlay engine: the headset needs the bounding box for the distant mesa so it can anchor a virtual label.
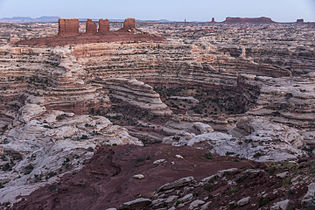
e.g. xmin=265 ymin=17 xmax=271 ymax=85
xmin=17 ymin=18 xmax=166 ymax=47
xmin=296 ymin=19 xmax=304 ymax=23
xmin=223 ymin=17 xmax=275 ymax=24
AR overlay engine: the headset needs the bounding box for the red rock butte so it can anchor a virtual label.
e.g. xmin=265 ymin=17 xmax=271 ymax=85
xmin=17 ymin=18 xmax=166 ymax=47
xmin=86 ymin=18 xmax=97 ymax=34
xmin=98 ymin=19 xmax=110 ymax=34
xmin=120 ymin=18 xmax=136 ymax=31
xmin=58 ymin=19 xmax=79 ymax=36
xmin=223 ymin=17 xmax=275 ymax=24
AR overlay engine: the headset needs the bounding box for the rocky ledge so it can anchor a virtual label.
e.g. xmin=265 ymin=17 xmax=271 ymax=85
xmin=10 ymin=145 xmax=315 ymax=210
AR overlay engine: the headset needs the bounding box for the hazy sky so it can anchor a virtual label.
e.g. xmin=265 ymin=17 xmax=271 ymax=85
xmin=0 ymin=0 xmax=314 ymax=22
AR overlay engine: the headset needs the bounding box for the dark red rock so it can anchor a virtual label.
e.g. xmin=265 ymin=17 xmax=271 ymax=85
xmin=86 ymin=19 xmax=97 ymax=34
xmin=122 ymin=18 xmax=136 ymax=31
xmin=58 ymin=19 xmax=79 ymax=37
xmin=12 ymin=144 xmax=254 ymax=210
xmin=297 ymin=19 xmax=304 ymax=23
xmin=98 ymin=19 xmax=110 ymax=33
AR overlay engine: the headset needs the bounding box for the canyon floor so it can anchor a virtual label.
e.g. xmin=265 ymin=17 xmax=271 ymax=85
xmin=0 ymin=21 xmax=314 ymax=209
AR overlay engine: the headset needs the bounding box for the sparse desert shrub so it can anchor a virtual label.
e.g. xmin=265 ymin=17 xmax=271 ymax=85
xmin=46 ymin=171 xmax=57 ymax=180
xmin=204 ymin=152 xmax=213 ymax=160
xmin=136 ymin=157 xmax=146 ymax=163
xmin=56 ymin=114 xmax=66 ymax=121
xmin=24 ymin=164 xmax=34 ymax=175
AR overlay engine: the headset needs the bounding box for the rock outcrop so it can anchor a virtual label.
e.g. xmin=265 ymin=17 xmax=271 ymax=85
xmin=85 ymin=18 xmax=97 ymax=34
xmin=0 ymin=46 xmax=143 ymax=205
xmin=104 ymin=78 xmax=172 ymax=116
xmin=58 ymin=18 xmax=79 ymax=36
xmin=98 ymin=19 xmax=110 ymax=33
xmin=121 ymin=18 xmax=136 ymax=31
xmin=17 ymin=18 xmax=165 ymax=47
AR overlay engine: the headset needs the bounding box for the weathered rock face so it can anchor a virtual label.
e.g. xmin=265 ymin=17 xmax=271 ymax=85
xmin=0 ymin=46 xmax=144 ymax=204
xmin=70 ymin=25 xmax=314 ymax=153
xmin=98 ymin=19 xmax=110 ymax=33
xmin=163 ymin=116 xmax=306 ymax=161
xmin=122 ymin=18 xmax=136 ymax=31
xmin=58 ymin=18 xmax=79 ymax=36
xmin=224 ymin=17 xmax=274 ymax=24
xmin=85 ymin=19 xmax=97 ymax=34
xmin=104 ymin=78 xmax=172 ymax=116
xmin=0 ymin=102 xmax=142 ymax=205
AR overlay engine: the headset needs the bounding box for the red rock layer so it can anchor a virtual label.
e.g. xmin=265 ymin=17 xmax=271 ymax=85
xmin=99 ymin=19 xmax=110 ymax=34
xmin=58 ymin=19 xmax=79 ymax=36
xmin=12 ymin=144 xmax=255 ymax=210
xmin=86 ymin=19 xmax=97 ymax=34
xmin=224 ymin=17 xmax=274 ymax=24
xmin=17 ymin=32 xmax=166 ymax=47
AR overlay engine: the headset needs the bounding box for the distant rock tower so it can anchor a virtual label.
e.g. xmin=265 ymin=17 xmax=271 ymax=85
xmin=296 ymin=19 xmax=304 ymax=23
xmin=86 ymin=19 xmax=97 ymax=34
xmin=98 ymin=19 xmax=110 ymax=33
xmin=122 ymin=18 xmax=136 ymax=31
xmin=211 ymin=17 xmax=215 ymax=23
xmin=58 ymin=18 xmax=79 ymax=36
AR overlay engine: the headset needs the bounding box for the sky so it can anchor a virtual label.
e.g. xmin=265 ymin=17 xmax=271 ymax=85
xmin=0 ymin=0 xmax=314 ymax=22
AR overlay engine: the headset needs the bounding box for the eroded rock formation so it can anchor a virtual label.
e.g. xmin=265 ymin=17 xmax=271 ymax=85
xmin=98 ymin=19 xmax=110 ymax=33
xmin=58 ymin=18 xmax=79 ymax=36
xmin=17 ymin=18 xmax=165 ymax=46
xmin=121 ymin=18 xmax=136 ymax=31
xmin=85 ymin=18 xmax=97 ymax=34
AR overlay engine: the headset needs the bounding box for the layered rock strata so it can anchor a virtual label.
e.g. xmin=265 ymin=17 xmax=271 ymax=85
xmin=103 ymin=78 xmax=172 ymax=116
xmin=0 ymin=21 xmax=314 ymax=205
xmin=0 ymin=46 xmax=143 ymax=204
